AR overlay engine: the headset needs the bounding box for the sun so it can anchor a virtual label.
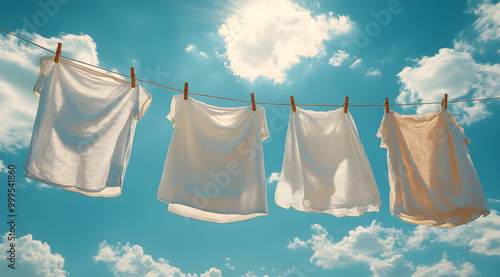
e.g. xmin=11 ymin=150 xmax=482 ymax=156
xmin=239 ymin=0 xmax=280 ymax=26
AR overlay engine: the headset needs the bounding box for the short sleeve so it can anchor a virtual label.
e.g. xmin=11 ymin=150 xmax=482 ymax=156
xmin=376 ymin=113 xmax=390 ymax=149
xmin=259 ymin=107 xmax=270 ymax=141
xmin=445 ymin=109 xmax=470 ymax=145
xmin=34 ymin=57 xmax=56 ymax=97
xmin=136 ymin=85 xmax=152 ymax=120
xmin=167 ymin=95 xmax=182 ymax=127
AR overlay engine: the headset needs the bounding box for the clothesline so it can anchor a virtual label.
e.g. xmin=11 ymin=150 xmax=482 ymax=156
xmin=2 ymin=27 xmax=500 ymax=108
xmin=19 ymin=29 xmax=493 ymax=226
xmin=26 ymin=57 xmax=491 ymax=225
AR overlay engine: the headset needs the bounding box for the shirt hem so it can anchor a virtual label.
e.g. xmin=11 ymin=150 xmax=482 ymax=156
xmin=157 ymin=197 xmax=268 ymax=223
xmin=24 ymin=169 xmax=122 ymax=198
xmin=276 ymin=202 xmax=382 ymax=217
xmin=396 ymin=208 xmax=490 ymax=228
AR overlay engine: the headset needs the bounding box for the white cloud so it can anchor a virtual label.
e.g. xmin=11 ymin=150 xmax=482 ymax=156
xmin=215 ymin=49 xmax=226 ymax=59
xmin=407 ymin=209 xmax=500 ymax=257
xmin=0 ymin=78 xmax=38 ymax=152
xmin=0 ymin=233 xmax=67 ymax=276
xmin=242 ymin=271 xmax=270 ymax=277
xmin=13 ymin=177 xmax=31 ymax=188
xmin=185 ymin=44 xmax=195 ymax=52
xmin=328 ymin=50 xmax=349 ymax=67
xmin=287 ymin=237 xmax=308 ymax=249
xmin=306 ymin=222 xmax=405 ymax=269
xmin=218 ymin=0 xmax=353 ymax=83
xmin=224 ymin=257 xmax=235 ymax=270
xmin=397 ymin=47 xmax=500 ymax=125
xmin=267 ymin=172 xmax=280 ymax=183
xmin=20 ymin=177 xmax=58 ymax=190
xmin=0 ymin=31 xmax=99 ymax=152
xmin=284 ymin=267 xmax=294 ymax=275
xmin=487 ymin=198 xmax=500 ymax=204
xmin=473 ymin=1 xmax=500 ymax=41
xmin=243 ymin=271 xmax=258 ymax=277
xmin=289 ymin=211 xmax=500 ymax=276
xmin=379 ymin=57 xmax=392 ymax=64
xmin=453 ymin=39 xmax=475 ymax=53
xmin=350 ymin=58 xmax=362 ymax=68
xmin=36 ymin=183 xmax=58 ymax=189
xmin=366 ymin=68 xmax=382 ymax=76
xmin=200 ymin=268 xmax=222 ymax=277
xmin=185 ymin=44 xmax=209 ymax=59
xmin=0 ymin=160 xmax=7 ymax=173
xmin=131 ymin=58 xmax=140 ymax=68
xmin=94 ymin=241 xmax=222 ymax=277
xmin=0 ymin=32 xmax=98 ymax=73
xmin=369 ymin=255 xmax=413 ymax=277
xmin=413 ymin=253 xmax=477 ymax=277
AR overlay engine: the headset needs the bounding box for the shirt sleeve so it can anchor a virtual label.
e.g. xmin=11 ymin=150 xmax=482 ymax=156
xmin=33 ymin=57 xmax=56 ymax=97
xmin=167 ymin=95 xmax=182 ymax=127
xmin=445 ymin=109 xmax=470 ymax=145
xmin=259 ymin=107 xmax=270 ymax=141
xmin=376 ymin=113 xmax=390 ymax=149
xmin=136 ymin=85 xmax=152 ymax=120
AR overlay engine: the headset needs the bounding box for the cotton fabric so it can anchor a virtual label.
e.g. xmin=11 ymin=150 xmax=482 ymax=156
xmin=275 ymin=107 xmax=381 ymax=216
xmin=24 ymin=56 xmax=151 ymax=197
xmin=377 ymin=108 xmax=489 ymax=228
xmin=157 ymin=95 xmax=269 ymax=223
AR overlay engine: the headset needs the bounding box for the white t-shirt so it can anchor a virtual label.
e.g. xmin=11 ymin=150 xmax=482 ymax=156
xmin=24 ymin=56 xmax=152 ymax=197
xmin=275 ymin=107 xmax=381 ymax=216
xmin=157 ymin=95 xmax=269 ymax=223
xmin=377 ymin=108 xmax=489 ymax=227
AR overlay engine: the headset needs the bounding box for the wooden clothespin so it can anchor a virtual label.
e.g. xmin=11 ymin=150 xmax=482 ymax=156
xmin=130 ymin=67 xmax=136 ymax=88
xmin=344 ymin=97 xmax=349 ymax=113
xmin=290 ymin=96 xmax=296 ymax=112
xmin=442 ymin=94 xmax=448 ymax=109
xmin=54 ymin=42 xmax=62 ymax=63
xmin=184 ymin=82 xmax=189 ymax=100
xmin=251 ymin=93 xmax=256 ymax=111
xmin=384 ymin=98 xmax=390 ymax=113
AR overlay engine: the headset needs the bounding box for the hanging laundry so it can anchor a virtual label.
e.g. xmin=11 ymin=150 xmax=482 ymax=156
xmin=157 ymin=95 xmax=269 ymax=223
xmin=377 ymin=108 xmax=489 ymax=228
xmin=275 ymin=107 xmax=382 ymax=216
xmin=24 ymin=56 xmax=152 ymax=197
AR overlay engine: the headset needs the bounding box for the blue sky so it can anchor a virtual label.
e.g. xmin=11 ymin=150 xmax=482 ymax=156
xmin=1 ymin=0 xmax=500 ymax=276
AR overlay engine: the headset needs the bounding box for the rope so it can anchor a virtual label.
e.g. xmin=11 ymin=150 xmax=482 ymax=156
xmin=1 ymin=28 xmax=500 ymax=108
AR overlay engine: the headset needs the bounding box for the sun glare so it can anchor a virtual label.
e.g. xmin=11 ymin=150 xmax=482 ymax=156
xmin=240 ymin=0 xmax=278 ymax=26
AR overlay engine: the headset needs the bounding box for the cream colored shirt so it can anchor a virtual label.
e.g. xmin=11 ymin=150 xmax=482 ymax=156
xmin=377 ymin=108 xmax=489 ymax=227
